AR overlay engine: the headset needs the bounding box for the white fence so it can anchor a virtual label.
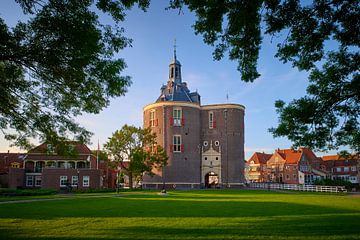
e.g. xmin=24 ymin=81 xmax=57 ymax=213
xmin=249 ymin=182 xmax=347 ymax=193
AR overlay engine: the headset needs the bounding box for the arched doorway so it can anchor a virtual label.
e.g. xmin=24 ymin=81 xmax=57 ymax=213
xmin=205 ymin=172 xmax=219 ymax=188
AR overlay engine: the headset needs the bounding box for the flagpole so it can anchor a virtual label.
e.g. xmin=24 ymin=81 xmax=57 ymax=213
xmin=97 ymin=139 xmax=99 ymax=170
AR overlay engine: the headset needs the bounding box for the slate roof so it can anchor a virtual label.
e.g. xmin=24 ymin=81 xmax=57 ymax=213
xmin=156 ymin=81 xmax=200 ymax=103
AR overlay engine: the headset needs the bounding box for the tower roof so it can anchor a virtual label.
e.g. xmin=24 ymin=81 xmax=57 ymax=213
xmin=156 ymin=47 xmax=200 ymax=104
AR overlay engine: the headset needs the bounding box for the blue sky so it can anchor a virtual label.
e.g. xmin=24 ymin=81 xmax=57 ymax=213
xmin=0 ymin=1 xmax=333 ymax=158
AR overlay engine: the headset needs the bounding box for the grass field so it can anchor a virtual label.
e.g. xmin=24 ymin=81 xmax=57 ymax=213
xmin=0 ymin=190 xmax=360 ymax=239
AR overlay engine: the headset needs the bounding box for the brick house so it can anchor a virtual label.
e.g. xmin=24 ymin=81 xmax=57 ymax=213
xmin=322 ymin=155 xmax=359 ymax=184
xmin=0 ymin=142 xmax=111 ymax=190
xmin=246 ymin=148 xmax=327 ymax=184
xmin=142 ymin=50 xmax=245 ymax=189
xmin=247 ymin=152 xmax=272 ymax=182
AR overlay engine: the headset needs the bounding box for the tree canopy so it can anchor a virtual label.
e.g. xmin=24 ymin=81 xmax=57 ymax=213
xmin=169 ymin=0 xmax=359 ymax=153
xmin=104 ymin=125 xmax=168 ymax=188
xmin=0 ymin=0 xmax=149 ymax=148
xmin=1 ymin=0 xmax=359 ymax=153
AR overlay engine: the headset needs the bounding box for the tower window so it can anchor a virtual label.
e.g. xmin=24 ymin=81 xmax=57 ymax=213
xmin=173 ymin=108 xmax=182 ymax=126
xmin=175 ymin=67 xmax=179 ymax=78
xmin=170 ymin=67 xmax=174 ymax=78
xmin=209 ymin=112 xmax=216 ymax=129
xmin=150 ymin=110 xmax=156 ymax=127
xmin=173 ymin=135 xmax=182 ymax=152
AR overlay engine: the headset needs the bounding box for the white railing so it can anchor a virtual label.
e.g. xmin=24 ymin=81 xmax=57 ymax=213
xmin=249 ymin=182 xmax=347 ymax=193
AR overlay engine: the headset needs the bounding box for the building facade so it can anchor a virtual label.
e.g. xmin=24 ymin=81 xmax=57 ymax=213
xmin=142 ymin=51 xmax=245 ymax=189
xmin=322 ymin=155 xmax=359 ymax=184
xmin=0 ymin=142 xmax=111 ymax=190
xmin=246 ymin=148 xmax=327 ymax=184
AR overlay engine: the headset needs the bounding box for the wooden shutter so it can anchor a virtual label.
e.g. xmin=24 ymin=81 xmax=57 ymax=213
xmin=169 ymin=144 xmax=173 ymax=153
xmin=181 ymin=117 xmax=185 ymax=126
xmin=181 ymin=144 xmax=184 ymax=152
xmin=170 ymin=117 xmax=173 ymax=126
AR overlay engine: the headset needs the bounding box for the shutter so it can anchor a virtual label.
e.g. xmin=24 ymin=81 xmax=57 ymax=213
xmin=181 ymin=144 xmax=184 ymax=152
xmin=169 ymin=144 xmax=173 ymax=153
xmin=213 ymin=120 xmax=216 ymax=128
xmin=181 ymin=118 xmax=184 ymax=126
xmin=170 ymin=117 xmax=173 ymax=126
xmin=155 ymin=119 xmax=158 ymax=126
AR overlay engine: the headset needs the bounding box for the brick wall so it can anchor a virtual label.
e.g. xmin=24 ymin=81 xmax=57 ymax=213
xmin=42 ymin=168 xmax=101 ymax=190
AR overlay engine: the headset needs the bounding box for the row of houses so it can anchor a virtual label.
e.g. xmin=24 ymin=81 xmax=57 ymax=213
xmin=0 ymin=142 xmax=118 ymax=190
xmin=245 ymin=147 xmax=360 ymax=185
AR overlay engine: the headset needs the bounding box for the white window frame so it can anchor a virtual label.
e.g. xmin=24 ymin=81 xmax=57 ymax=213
xmin=26 ymin=175 xmax=34 ymax=187
xmin=209 ymin=111 xmax=214 ymax=129
xmin=351 ymin=166 xmax=356 ymax=171
xmin=173 ymin=108 xmax=182 ymax=126
xmin=173 ymin=135 xmax=181 ymax=152
xmin=344 ymin=167 xmax=349 ymax=172
xmin=60 ymin=176 xmax=68 ymax=187
xmin=72 ymin=176 xmax=79 ymax=187
xmin=83 ymin=176 xmax=90 ymax=187
xmin=35 ymin=176 xmax=42 ymax=187
xmin=150 ymin=110 xmax=156 ymax=127
xmin=337 ymin=167 xmax=341 ymax=172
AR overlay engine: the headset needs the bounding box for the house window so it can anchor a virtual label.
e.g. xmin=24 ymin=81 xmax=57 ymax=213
xmin=35 ymin=176 xmax=42 ymax=187
xmin=26 ymin=175 xmax=34 ymax=187
xmin=150 ymin=110 xmax=156 ymax=127
xmin=214 ymin=141 xmax=219 ymax=146
xmin=286 ymin=175 xmax=290 ymax=180
xmin=344 ymin=167 xmax=349 ymax=172
xmin=173 ymin=135 xmax=182 ymax=152
xmin=351 ymin=166 xmax=356 ymax=171
xmin=72 ymin=176 xmax=79 ymax=186
xmin=293 ymin=166 xmax=297 ymax=170
xmin=293 ymin=174 xmax=297 ymax=180
xmin=83 ymin=176 xmax=90 ymax=187
xmin=337 ymin=167 xmax=341 ymax=172
xmin=10 ymin=162 xmax=20 ymax=168
xmin=173 ymin=108 xmax=182 ymax=126
xmin=203 ymin=141 xmax=208 ymax=147
xmin=209 ymin=112 xmax=215 ymax=129
xmin=60 ymin=176 xmax=68 ymax=187
xmin=47 ymin=144 xmax=54 ymax=154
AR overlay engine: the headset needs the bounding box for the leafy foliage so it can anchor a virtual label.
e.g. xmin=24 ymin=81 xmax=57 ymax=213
xmin=104 ymin=125 xmax=168 ymax=188
xmin=0 ymin=0 xmax=149 ymax=149
xmin=169 ymin=0 xmax=359 ymax=153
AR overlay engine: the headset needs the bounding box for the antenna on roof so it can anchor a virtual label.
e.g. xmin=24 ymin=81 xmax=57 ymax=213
xmin=226 ymin=92 xmax=229 ymax=102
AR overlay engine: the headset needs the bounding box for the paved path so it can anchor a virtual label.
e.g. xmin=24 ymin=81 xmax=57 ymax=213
xmin=0 ymin=194 xmax=124 ymax=204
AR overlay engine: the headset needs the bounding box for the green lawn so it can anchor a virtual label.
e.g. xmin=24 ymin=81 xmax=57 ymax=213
xmin=0 ymin=190 xmax=359 ymax=239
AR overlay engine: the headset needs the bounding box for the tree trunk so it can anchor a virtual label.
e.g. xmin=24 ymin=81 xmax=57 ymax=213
xmin=129 ymin=172 xmax=133 ymax=189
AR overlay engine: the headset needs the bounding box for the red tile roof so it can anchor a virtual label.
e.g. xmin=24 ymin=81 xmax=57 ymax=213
xmin=29 ymin=142 xmax=92 ymax=154
xmin=275 ymin=147 xmax=319 ymax=164
xmin=248 ymin=152 xmax=272 ymax=164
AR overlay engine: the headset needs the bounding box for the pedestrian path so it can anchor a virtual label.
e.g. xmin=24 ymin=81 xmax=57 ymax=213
xmin=0 ymin=194 xmax=124 ymax=204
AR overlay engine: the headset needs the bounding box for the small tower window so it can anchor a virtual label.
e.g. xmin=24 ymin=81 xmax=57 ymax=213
xmin=175 ymin=67 xmax=179 ymax=78
xmin=170 ymin=67 xmax=174 ymax=78
xmin=209 ymin=112 xmax=215 ymax=129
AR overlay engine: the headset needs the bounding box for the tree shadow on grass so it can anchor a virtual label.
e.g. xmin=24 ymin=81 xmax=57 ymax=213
xmin=0 ymin=197 xmax=358 ymax=220
xmin=1 ymin=213 xmax=360 ymax=239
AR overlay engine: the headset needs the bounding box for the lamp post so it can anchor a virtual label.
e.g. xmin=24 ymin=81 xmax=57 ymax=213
xmin=224 ymin=109 xmax=228 ymax=188
xmin=161 ymin=163 xmax=166 ymax=193
xmin=77 ymin=169 xmax=80 ymax=190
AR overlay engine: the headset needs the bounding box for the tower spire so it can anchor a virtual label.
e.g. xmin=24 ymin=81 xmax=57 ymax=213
xmin=173 ymin=38 xmax=177 ymax=62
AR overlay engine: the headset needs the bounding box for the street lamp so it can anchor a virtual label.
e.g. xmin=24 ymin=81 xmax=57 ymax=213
xmin=77 ymin=169 xmax=80 ymax=190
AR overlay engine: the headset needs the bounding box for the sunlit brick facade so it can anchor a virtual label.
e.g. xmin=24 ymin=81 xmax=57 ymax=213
xmin=142 ymin=51 xmax=245 ymax=189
